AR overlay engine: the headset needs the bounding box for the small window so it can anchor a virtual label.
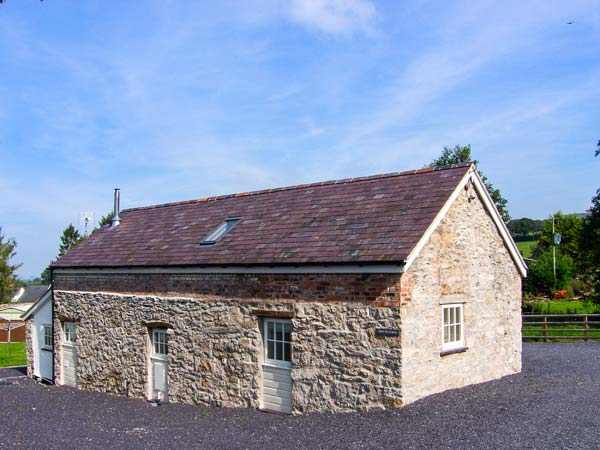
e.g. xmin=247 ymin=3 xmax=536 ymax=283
xmin=152 ymin=329 xmax=168 ymax=357
xmin=442 ymin=304 xmax=464 ymax=351
xmin=200 ymin=217 xmax=241 ymax=245
xmin=63 ymin=322 xmax=76 ymax=344
xmin=43 ymin=324 xmax=53 ymax=350
xmin=264 ymin=319 xmax=292 ymax=368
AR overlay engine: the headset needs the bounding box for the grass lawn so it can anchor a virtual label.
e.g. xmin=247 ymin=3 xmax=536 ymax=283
xmin=525 ymin=300 xmax=600 ymax=315
xmin=0 ymin=342 xmax=26 ymax=367
xmin=516 ymin=240 xmax=536 ymax=258
xmin=522 ymin=320 xmax=600 ymax=340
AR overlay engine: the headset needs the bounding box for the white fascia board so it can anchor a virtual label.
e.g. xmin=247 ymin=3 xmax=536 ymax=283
xmin=21 ymin=289 xmax=52 ymax=321
xmin=470 ymin=170 xmax=528 ymax=277
xmin=403 ymin=166 xmax=527 ymax=278
xmin=53 ymin=264 xmax=405 ymax=275
xmin=402 ymin=167 xmax=473 ymax=273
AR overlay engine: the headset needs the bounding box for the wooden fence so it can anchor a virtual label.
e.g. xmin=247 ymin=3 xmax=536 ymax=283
xmin=522 ymin=314 xmax=600 ymax=341
xmin=0 ymin=320 xmax=26 ymax=342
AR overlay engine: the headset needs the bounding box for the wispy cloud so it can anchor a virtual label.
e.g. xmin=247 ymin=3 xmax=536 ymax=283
xmin=0 ymin=0 xmax=599 ymax=277
xmin=286 ymin=0 xmax=376 ymax=35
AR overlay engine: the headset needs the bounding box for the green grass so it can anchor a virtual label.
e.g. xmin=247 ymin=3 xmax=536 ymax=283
xmin=524 ymin=300 xmax=600 ymax=315
xmin=0 ymin=342 xmax=26 ymax=367
xmin=522 ymin=300 xmax=600 ymax=341
xmin=516 ymin=240 xmax=536 ymax=258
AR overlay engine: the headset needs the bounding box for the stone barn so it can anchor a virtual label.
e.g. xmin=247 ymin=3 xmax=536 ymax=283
xmin=42 ymin=163 xmax=526 ymax=414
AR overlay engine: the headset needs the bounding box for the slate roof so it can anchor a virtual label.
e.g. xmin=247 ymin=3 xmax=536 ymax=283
xmin=52 ymin=164 xmax=473 ymax=268
xmin=11 ymin=285 xmax=51 ymax=303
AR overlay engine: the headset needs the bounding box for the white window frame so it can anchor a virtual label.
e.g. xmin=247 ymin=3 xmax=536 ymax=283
xmin=441 ymin=304 xmax=465 ymax=351
xmin=263 ymin=318 xmax=292 ymax=369
xmin=63 ymin=321 xmax=76 ymax=346
xmin=42 ymin=324 xmax=53 ymax=350
xmin=151 ymin=329 xmax=168 ymax=360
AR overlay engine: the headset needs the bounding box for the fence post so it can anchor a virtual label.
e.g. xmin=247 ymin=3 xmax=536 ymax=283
xmin=584 ymin=315 xmax=589 ymax=342
xmin=543 ymin=316 xmax=548 ymax=342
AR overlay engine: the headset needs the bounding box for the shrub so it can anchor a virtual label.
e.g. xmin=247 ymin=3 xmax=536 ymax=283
xmin=525 ymin=250 xmax=575 ymax=296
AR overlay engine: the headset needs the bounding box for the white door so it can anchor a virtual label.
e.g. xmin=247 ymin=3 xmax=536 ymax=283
xmin=149 ymin=329 xmax=168 ymax=402
xmin=262 ymin=319 xmax=292 ymax=414
xmin=38 ymin=324 xmax=53 ymax=381
xmin=61 ymin=322 xmax=77 ymax=387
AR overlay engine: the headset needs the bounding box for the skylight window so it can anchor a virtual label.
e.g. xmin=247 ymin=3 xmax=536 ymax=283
xmin=200 ymin=217 xmax=241 ymax=245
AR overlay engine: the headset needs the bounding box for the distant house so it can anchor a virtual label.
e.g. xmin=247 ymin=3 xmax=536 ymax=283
xmin=41 ymin=163 xmax=526 ymax=414
xmin=1 ymin=285 xmax=50 ymax=344
xmin=22 ymin=286 xmax=53 ymax=381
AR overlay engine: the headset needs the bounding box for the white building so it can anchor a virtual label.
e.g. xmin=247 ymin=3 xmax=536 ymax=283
xmin=22 ymin=287 xmax=53 ymax=382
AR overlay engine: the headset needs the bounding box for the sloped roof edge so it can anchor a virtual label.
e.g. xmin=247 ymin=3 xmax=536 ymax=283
xmin=403 ymin=165 xmax=527 ymax=277
xmin=21 ymin=287 xmax=52 ymax=321
xmin=122 ymin=163 xmax=473 ymax=214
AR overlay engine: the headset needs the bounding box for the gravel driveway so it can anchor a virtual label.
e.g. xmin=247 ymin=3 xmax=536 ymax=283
xmin=1 ymin=343 xmax=599 ymax=450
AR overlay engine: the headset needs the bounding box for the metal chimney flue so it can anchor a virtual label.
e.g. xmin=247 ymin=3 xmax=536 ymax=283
xmin=110 ymin=188 xmax=121 ymax=228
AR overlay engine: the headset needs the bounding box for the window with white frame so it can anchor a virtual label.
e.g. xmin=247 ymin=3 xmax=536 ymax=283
xmin=264 ymin=319 xmax=291 ymax=367
xmin=63 ymin=322 xmax=76 ymax=344
xmin=442 ymin=304 xmax=464 ymax=351
xmin=152 ymin=329 xmax=168 ymax=357
xmin=43 ymin=324 xmax=53 ymax=350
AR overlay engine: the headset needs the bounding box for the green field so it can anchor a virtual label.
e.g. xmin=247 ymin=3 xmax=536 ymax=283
xmin=0 ymin=342 xmax=26 ymax=367
xmin=522 ymin=322 xmax=600 ymax=340
xmin=516 ymin=240 xmax=536 ymax=258
xmin=522 ymin=300 xmax=600 ymax=341
xmin=524 ymin=300 xmax=600 ymax=315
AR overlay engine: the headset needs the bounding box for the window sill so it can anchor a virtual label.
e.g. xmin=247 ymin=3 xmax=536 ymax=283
xmin=440 ymin=346 xmax=468 ymax=357
xmin=41 ymin=347 xmax=53 ymax=353
xmin=263 ymin=362 xmax=292 ymax=370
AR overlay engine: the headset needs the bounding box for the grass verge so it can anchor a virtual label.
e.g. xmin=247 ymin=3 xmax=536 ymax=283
xmin=0 ymin=342 xmax=26 ymax=367
xmin=516 ymin=240 xmax=536 ymax=258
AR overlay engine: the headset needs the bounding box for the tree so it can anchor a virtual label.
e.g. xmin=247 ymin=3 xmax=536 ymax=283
xmin=507 ymin=217 xmax=544 ymax=241
xmin=428 ymin=145 xmax=511 ymax=222
xmin=531 ymin=212 xmax=585 ymax=269
xmin=524 ymin=250 xmax=575 ymax=296
xmin=58 ymin=224 xmax=84 ymax=258
xmin=0 ymin=227 xmax=22 ymax=303
xmin=582 ymin=188 xmax=600 ymax=302
xmin=40 ymin=266 xmax=51 ymax=285
xmin=97 ymin=212 xmax=114 ymax=228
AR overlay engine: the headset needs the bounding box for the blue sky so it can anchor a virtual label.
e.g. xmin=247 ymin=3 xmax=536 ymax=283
xmin=1 ymin=0 xmax=599 ymax=278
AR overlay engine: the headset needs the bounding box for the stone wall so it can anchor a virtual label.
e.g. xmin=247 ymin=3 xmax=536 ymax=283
xmin=400 ymin=181 xmax=522 ymax=405
xmin=52 ymin=290 xmax=403 ymax=414
xmin=25 ymin=319 xmax=34 ymax=377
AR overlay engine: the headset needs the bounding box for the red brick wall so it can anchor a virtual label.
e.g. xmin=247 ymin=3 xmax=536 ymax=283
xmin=53 ymin=272 xmax=404 ymax=305
xmin=0 ymin=320 xmax=26 ymax=342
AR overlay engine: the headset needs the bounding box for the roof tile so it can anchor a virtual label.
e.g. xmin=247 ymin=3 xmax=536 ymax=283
xmin=53 ymin=164 xmax=471 ymax=268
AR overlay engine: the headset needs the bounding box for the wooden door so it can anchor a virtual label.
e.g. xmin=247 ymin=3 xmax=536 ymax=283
xmin=61 ymin=322 xmax=77 ymax=387
xmin=149 ymin=328 xmax=168 ymax=402
xmin=262 ymin=319 xmax=292 ymax=413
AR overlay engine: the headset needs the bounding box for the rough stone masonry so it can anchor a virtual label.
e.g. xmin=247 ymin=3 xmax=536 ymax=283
xmin=52 ymin=287 xmax=402 ymax=414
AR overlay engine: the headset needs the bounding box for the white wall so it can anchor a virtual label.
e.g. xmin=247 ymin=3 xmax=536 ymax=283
xmin=31 ymin=294 xmax=53 ymax=381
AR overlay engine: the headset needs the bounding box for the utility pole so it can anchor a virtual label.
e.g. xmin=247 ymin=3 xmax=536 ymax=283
xmin=552 ymin=215 xmax=561 ymax=291
xmin=552 ymin=215 xmax=556 ymax=286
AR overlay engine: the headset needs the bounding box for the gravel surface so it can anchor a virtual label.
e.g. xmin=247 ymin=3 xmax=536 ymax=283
xmin=1 ymin=343 xmax=599 ymax=450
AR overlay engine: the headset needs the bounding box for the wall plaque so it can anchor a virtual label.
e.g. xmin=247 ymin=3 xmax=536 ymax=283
xmin=375 ymin=328 xmax=400 ymax=337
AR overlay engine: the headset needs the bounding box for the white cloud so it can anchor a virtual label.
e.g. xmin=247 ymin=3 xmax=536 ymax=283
xmin=287 ymin=0 xmax=376 ymax=35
